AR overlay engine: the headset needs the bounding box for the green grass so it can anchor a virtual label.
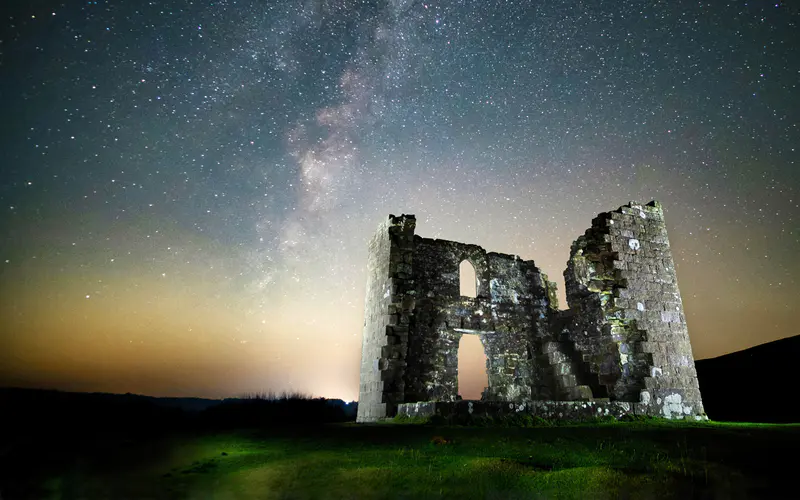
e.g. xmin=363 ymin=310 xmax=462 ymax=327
xmin=2 ymin=420 xmax=798 ymax=499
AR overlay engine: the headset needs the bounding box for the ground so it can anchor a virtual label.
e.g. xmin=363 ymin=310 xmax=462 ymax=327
xmin=1 ymin=420 xmax=797 ymax=499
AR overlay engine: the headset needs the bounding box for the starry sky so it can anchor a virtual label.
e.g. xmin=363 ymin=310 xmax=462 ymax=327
xmin=1 ymin=0 xmax=797 ymax=401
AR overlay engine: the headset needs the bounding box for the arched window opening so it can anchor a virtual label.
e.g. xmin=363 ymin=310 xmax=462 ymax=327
xmin=459 ymin=260 xmax=477 ymax=297
xmin=457 ymin=334 xmax=489 ymax=400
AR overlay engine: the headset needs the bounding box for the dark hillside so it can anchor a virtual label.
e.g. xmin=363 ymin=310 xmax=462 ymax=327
xmin=695 ymin=334 xmax=800 ymax=423
xmin=0 ymin=388 xmax=197 ymax=442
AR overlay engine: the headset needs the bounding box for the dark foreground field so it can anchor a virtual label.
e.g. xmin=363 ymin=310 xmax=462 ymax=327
xmin=1 ymin=419 xmax=799 ymax=499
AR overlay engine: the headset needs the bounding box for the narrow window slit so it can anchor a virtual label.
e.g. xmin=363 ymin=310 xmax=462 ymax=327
xmin=459 ymin=260 xmax=477 ymax=297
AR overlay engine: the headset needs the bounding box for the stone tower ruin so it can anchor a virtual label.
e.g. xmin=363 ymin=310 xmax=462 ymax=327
xmin=357 ymin=201 xmax=705 ymax=423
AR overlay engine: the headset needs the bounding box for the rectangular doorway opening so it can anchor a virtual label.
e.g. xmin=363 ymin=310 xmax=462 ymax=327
xmin=457 ymin=334 xmax=488 ymax=400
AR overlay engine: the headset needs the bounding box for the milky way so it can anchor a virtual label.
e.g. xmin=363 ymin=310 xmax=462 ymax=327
xmin=1 ymin=1 xmax=797 ymax=400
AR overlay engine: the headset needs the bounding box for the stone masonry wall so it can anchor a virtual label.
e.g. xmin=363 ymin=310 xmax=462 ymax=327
xmin=563 ymin=201 xmax=704 ymax=418
xmin=358 ymin=201 xmax=705 ymax=422
xmin=397 ymin=399 xmax=708 ymax=422
xmin=356 ymin=215 xmax=416 ymax=423
xmin=404 ymin=239 xmax=545 ymax=404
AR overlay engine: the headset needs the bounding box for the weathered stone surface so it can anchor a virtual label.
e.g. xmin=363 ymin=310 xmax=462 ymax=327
xmin=356 ymin=201 xmax=705 ymax=423
xmin=560 ymin=201 xmax=704 ymax=419
xmin=397 ymin=399 xmax=707 ymax=422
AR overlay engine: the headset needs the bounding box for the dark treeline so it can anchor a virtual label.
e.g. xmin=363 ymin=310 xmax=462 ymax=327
xmin=201 ymin=391 xmax=357 ymax=429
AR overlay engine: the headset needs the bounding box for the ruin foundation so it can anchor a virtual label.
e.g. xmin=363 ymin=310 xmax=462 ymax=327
xmin=357 ymin=201 xmax=706 ymax=423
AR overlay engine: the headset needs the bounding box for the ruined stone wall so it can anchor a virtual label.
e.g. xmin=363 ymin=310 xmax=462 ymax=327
xmin=356 ymin=215 xmax=415 ymax=423
xmin=357 ymin=201 xmax=705 ymax=422
xmin=563 ymin=201 xmax=704 ymax=418
xmin=404 ymin=239 xmax=545 ymax=404
xmin=539 ymin=310 xmax=599 ymax=402
xmin=484 ymin=253 xmax=551 ymax=401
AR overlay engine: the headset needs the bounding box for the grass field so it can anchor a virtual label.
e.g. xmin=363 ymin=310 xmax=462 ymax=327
xmin=1 ymin=419 xmax=798 ymax=499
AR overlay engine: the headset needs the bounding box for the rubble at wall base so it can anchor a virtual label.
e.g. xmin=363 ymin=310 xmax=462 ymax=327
xmin=397 ymin=398 xmax=708 ymax=422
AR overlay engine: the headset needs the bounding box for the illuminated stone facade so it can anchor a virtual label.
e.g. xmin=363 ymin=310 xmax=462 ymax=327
xmin=357 ymin=201 xmax=705 ymax=423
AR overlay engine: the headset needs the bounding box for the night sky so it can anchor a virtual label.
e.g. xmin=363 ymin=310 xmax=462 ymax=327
xmin=1 ymin=1 xmax=797 ymax=401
